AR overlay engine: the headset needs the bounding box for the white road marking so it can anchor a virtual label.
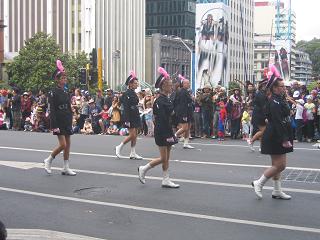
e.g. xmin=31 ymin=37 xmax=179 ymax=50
xmin=189 ymin=142 xmax=320 ymax=151
xmin=1 ymin=186 xmax=320 ymax=234
xmin=0 ymin=146 xmax=319 ymax=172
xmin=0 ymin=160 xmax=319 ymax=195
xmin=7 ymin=229 xmax=107 ymax=240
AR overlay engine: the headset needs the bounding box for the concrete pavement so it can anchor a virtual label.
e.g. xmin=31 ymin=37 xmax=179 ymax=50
xmin=0 ymin=131 xmax=319 ymax=240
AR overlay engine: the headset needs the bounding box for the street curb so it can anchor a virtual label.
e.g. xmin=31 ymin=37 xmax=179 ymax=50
xmin=7 ymin=229 xmax=107 ymax=240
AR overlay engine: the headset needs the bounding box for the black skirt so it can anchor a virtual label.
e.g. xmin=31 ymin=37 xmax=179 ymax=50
xmin=176 ymin=114 xmax=193 ymax=124
xmin=53 ymin=125 xmax=73 ymax=136
xmin=261 ymin=123 xmax=293 ymax=155
xmin=155 ymin=134 xmax=178 ymax=147
xmin=127 ymin=118 xmax=142 ymax=129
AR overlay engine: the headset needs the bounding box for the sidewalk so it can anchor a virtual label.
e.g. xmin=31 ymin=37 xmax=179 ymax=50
xmin=7 ymin=229 xmax=107 ymax=240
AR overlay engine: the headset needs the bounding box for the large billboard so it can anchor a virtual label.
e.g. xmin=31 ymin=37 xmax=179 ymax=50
xmin=273 ymin=40 xmax=291 ymax=81
xmin=195 ymin=2 xmax=230 ymax=89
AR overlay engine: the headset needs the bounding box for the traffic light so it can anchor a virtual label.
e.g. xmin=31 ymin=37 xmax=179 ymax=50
xmin=90 ymin=68 xmax=98 ymax=84
xmin=90 ymin=48 xmax=97 ymax=68
xmin=79 ymin=68 xmax=87 ymax=85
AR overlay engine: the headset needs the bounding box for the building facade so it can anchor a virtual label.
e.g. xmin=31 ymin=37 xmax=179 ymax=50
xmin=254 ymin=1 xmax=296 ymax=81
xmin=95 ymin=0 xmax=145 ymax=89
xmin=0 ymin=0 xmax=146 ymax=89
xmin=145 ymin=33 xmax=193 ymax=85
xmin=196 ymin=0 xmax=254 ymax=86
xmin=0 ymin=0 xmax=95 ymax=54
xmin=146 ymin=0 xmax=196 ymax=41
xmin=295 ymin=50 xmax=312 ymax=84
xmin=253 ymin=37 xmax=275 ymax=81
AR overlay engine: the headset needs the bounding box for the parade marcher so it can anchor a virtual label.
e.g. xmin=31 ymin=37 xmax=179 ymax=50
xmin=174 ymin=74 xmax=194 ymax=149
xmin=247 ymin=78 xmax=269 ymax=151
xmin=115 ymin=71 xmax=143 ymax=159
xmin=43 ymin=60 xmax=76 ymax=176
xmin=138 ymin=67 xmax=179 ymax=188
xmin=252 ymin=66 xmax=293 ymax=200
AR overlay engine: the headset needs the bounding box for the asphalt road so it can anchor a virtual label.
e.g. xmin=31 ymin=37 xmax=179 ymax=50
xmin=0 ymin=131 xmax=319 ymax=240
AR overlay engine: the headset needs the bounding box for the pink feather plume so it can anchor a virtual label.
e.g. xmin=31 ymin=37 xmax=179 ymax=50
xmin=158 ymin=67 xmax=170 ymax=79
xmin=56 ymin=60 xmax=65 ymax=73
xmin=178 ymin=74 xmax=186 ymax=81
xmin=268 ymin=64 xmax=280 ymax=79
xmin=129 ymin=70 xmax=136 ymax=79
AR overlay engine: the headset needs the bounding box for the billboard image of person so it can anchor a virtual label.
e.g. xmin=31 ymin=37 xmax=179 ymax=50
xmin=273 ymin=40 xmax=291 ymax=81
xmin=195 ymin=3 xmax=230 ymax=89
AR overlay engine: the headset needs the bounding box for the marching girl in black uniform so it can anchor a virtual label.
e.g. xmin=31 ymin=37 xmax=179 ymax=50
xmin=138 ymin=67 xmax=179 ymax=188
xmin=115 ymin=71 xmax=143 ymax=160
xmin=247 ymin=78 xmax=269 ymax=151
xmin=43 ymin=60 xmax=76 ymax=176
xmin=174 ymin=75 xmax=194 ymax=149
xmin=252 ymin=68 xmax=293 ymax=200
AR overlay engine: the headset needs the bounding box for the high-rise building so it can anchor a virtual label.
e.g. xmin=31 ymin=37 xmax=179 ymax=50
xmin=254 ymin=1 xmax=296 ymax=81
xmin=146 ymin=0 xmax=196 ymax=41
xmin=95 ymin=0 xmax=145 ymax=89
xmin=0 ymin=0 xmax=95 ymax=54
xmin=195 ymin=0 xmax=254 ymax=87
xmin=145 ymin=34 xmax=194 ymax=85
xmin=0 ymin=0 xmax=146 ymax=89
xmin=295 ymin=50 xmax=312 ymax=84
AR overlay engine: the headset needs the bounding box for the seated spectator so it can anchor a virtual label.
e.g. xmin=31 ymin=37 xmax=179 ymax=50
xmin=99 ymin=104 xmax=110 ymax=134
xmin=81 ymin=118 xmax=94 ymax=135
xmin=88 ymin=99 xmax=102 ymax=134
xmin=107 ymin=121 xmax=119 ymax=135
xmin=24 ymin=117 xmax=33 ymax=131
xmin=33 ymin=107 xmax=48 ymax=132
xmin=0 ymin=107 xmax=7 ymax=130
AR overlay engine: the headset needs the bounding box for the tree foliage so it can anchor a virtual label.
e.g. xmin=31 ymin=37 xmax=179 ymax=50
xmin=7 ymin=32 xmax=89 ymax=92
xmin=297 ymin=38 xmax=320 ymax=78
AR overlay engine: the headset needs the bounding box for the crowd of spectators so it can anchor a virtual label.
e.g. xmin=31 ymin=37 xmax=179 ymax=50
xmin=0 ymin=79 xmax=319 ymax=144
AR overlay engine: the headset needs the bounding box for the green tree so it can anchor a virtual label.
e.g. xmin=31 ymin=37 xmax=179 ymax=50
xmin=61 ymin=52 xmax=88 ymax=90
xmin=7 ymin=32 xmax=89 ymax=92
xmin=7 ymin=32 xmax=61 ymax=91
xmin=297 ymin=38 xmax=320 ymax=78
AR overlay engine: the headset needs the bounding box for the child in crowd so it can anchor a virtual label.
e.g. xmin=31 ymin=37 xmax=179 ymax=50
xmin=72 ymin=106 xmax=80 ymax=133
xmin=81 ymin=118 xmax=94 ymax=135
xmin=24 ymin=117 xmax=33 ymax=131
xmin=304 ymin=95 xmax=316 ymax=142
xmin=218 ymin=101 xmax=227 ymax=141
xmin=317 ymin=98 xmax=320 ymax=136
xmin=99 ymin=104 xmax=110 ymax=134
xmin=0 ymin=107 xmax=7 ymax=130
xmin=143 ymin=101 xmax=154 ymax=136
xmin=241 ymin=105 xmax=251 ymax=140
xmin=107 ymin=121 xmax=119 ymax=135
xmin=33 ymin=108 xmax=48 ymax=132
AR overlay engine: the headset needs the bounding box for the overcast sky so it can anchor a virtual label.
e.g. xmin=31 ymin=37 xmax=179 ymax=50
xmin=291 ymin=0 xmax=320 ymax=41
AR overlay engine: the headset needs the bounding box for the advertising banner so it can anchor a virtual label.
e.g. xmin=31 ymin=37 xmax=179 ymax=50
xmin=195 ymin=2 xmax=230 ymax=89
xmin=273 ymin=40 xmax=291 ymax=81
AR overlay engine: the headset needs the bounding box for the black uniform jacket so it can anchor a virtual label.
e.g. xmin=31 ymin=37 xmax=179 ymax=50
xmin=252 ymin=90 xmax=268 ymax=126
xmin=48 ymin=87 xmax=72 ymax=129
xmin=261 ymin=94 xmax=293 ymax=155
xmin=121 ymin=89 xmax=140 ymax=124
xmin=154 ymin=94 xmax=175 ymax=139
xmin=174 ymin=88 xmax=193 ymax=119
